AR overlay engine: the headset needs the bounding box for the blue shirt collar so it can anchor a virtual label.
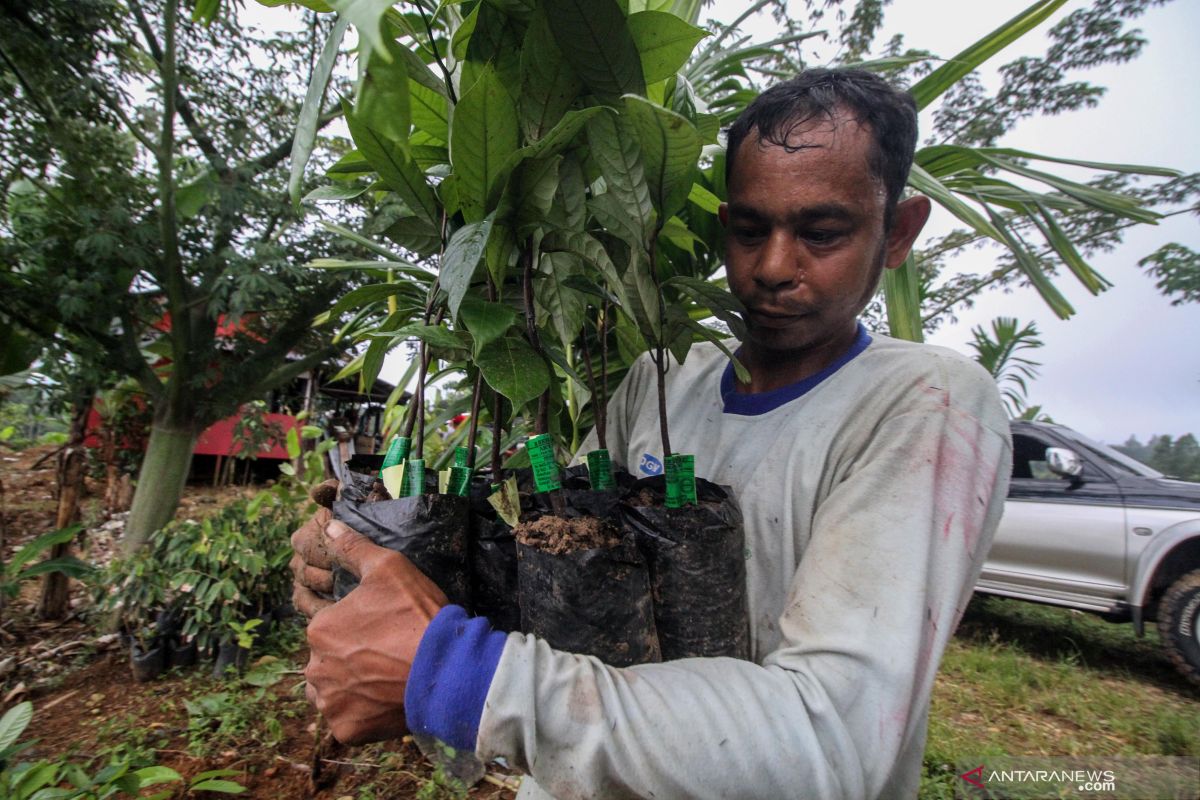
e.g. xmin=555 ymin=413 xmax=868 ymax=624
xmin=720 ymin=322 xmax=873 ymax=416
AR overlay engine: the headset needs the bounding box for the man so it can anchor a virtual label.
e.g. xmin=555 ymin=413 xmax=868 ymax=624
xmin=292 ymin=68 xmax=1012 ymax=799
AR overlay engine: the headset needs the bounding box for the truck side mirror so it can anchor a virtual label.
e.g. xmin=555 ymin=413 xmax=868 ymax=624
xmin=1046 ymin=447 xmax=1083 ymax=479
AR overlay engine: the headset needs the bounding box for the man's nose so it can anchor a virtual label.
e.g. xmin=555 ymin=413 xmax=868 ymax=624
xmin=754 ymin=230 xmax=799 ymax=291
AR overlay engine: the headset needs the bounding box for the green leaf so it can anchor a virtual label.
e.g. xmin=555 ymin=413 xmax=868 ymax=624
xmin=357 ymin=39 xmax=412 ymax=145
xmin=620 ymin=96 xmax=700 ymax=223
xmin=133 ymin=766 xmax=183 ymax=788
xmin=441 ymin=215 xmax=496 ymax=319
xmin=586 ymin=110 xmax=655 ymax=248
xmin=680 ymin=317 xmax=748 ymax=382
xmin=542 ymin=0 xmax=646 ymax=101
xmin=910 ymin=0 xmax=1067 ymax=110
xmin=286 ymin=427 xmax=301 ymax=460
xmin=188 ymin=778 xmax=247 ymax=794
xmin=0 ymin=701 xmax=32 ymax=753
xmin=9 ymin=525 xmax=81 ymax=575
xmin=623 ymin=253 xmax=662 ymax=342
xmin=907 ymin=164 xmax=1003 ymax=243
xmin=315 ymin=282 xmax=422 ymax=326
xmin=175 ymin=176 xmax=216 ymax=219
xmin=193 ymin=0 xmax=220 ymax=24
xmin=522 ymin=108 xmax=604 ymax=160
xmin=686 ymin=182 xmax=721 ymax=214
xmin=302 ymin=182 xmax=372 ymax=202
xmin=519 ymin=9 xmax=583 ymax=141
xmin=389 ymin=323 xmax=472 ymax=354
xmin=278 ymin=462 xmax=296 ymax=476
xmin=666 ymin=275 xmax=746 ymax=338
xmin=541 ymin=230 xmax=630 ymax=311
xmin=458 ymin=296 xmax=519 ymax=352
xmin=328 ymin=0 xmax=396 ymax=59
xmin=536 ymin=252 xmax=588 ymax=349
xmin=308 ymin=257 xmax=433 ymax=282
xmin=883 ymin=255 xmax=924 ymax=342
xmin=384 ymin=215 xmax=441 ymax=258
xmin=476 ymin=336 xmax=551 ymax=407
xmin=290 ymin=16 xmax=349 ymax=204
xmin=344 ymin=100 xmax=440 ymax=226
xmin=514 ymin=156 xmax=562 ymax=235
xmin=391 ymin=42 xmax=448 ymax=98
xmin=984 ymin=204 xmax=1075 ymax=319
xmin=627 ymin=11 xmax=707 ymax=83
xmin=409 ymin=80 xmax=449 ymax=143
xmin=450 ymin=66 xmax=520 ymax=222
xmin=19 ymin=556 xmax=93 ymax=580
xmin=1030 ymin=202 xmax=1111 ymax=295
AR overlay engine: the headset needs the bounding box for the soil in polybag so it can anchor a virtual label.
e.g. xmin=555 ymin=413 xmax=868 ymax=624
xmin=622 ymin=475 xmax=749 ymax=661
xmin=466 ymin=477 xmax=522 ymax=633
xmin=515 ymin=477 xmax=660 ymax=667
xmin=330 ymin=465 xmax=470 ymax=607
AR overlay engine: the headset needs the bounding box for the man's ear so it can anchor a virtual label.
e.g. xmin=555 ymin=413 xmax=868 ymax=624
xmin=718 ymin=202 xmax=729 ymax=227
xmin=883 ymin=195 xmax=932 ymax=270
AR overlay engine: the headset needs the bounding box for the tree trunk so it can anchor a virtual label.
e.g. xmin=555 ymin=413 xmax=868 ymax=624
xmin=122 ymin=422 xmax=198 ymax=553
xmin=39 ymin=398 xmax=91 ymax=620
xmin=37 ymin=445 xmax=85 ymax=619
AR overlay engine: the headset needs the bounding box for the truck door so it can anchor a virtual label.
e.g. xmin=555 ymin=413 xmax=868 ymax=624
xmin=983 ymin=428 xmax=1127 ymax=605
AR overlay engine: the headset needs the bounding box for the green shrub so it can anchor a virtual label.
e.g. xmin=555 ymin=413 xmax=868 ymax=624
xmin=94 ymin=499 xmax=300 ymax=652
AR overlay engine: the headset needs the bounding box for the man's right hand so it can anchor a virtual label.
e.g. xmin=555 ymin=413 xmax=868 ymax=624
xmin=290 ymin=479 xmax=340 ymax=618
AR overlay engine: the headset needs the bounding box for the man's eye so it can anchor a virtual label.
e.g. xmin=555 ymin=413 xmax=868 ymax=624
xmin=803 ymin=229 xmax=844 ymax=246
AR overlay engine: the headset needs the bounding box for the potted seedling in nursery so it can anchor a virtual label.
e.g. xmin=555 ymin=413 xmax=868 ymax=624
xmin=584 ymin=93 xmax=751 ymax=661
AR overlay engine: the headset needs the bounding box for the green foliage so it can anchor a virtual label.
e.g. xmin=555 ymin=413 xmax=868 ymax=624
xmin=93 ymin=500 xmax=300 ymax=652
xmin=1138 ymin=242 xmax=1200 ymax=306
xmin=0 ymin=701 xmax=246 ymax=799
xmin=0 ymin=2 xmax=371 ymax=549
xmin=966 ymin=317 xmax=1044 ymax=419
xmin=1 ymin=526 xmax=92 ymax=622
xmin=1115 ymin=433 xmax=1200 ymax=481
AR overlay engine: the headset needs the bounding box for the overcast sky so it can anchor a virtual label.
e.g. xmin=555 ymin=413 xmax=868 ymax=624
xmin=251 ymin=0 xmax=1198 ymax=445
xmin=705 ymin=0 xmax=1199 ymax=444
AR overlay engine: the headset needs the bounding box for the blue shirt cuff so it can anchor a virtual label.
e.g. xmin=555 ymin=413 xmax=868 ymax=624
xmin=405 ymin=605 xmax=507 ymax=753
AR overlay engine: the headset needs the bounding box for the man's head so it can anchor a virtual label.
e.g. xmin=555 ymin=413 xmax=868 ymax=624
xmin=718 ymin=69 xmax=930 ymax=377
xmin=725 ymin=68 xmax=919 ymax=231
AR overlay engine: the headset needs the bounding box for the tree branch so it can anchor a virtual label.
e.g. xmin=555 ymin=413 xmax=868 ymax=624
xmin=128 ymin=0 xmax=230 ymax=177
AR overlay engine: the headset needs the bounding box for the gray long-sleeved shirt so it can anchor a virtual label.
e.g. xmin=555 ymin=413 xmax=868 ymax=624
xmin=476 ymin=332 xmax=1012 ymax=799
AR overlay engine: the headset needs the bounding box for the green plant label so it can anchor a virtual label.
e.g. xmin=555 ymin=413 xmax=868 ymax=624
xmin=438 ymin=468 xmax=452 ymax=494
xmin=402 ymin=458 xmax=426 ymax=496
xmin=665 ymin=453 xmax=696 ymax=508
xmin=454 ymin=446 xmax=470 ymax=468
xmin=525 ymin=433 xmax=562 ymax=493
xmin=448 ymin=466 xmax=471 ymax=497
xmin=379 ymin=435 xmax=411 ymax=477
xmin=586 ymin=449 xmax=616 ymax=490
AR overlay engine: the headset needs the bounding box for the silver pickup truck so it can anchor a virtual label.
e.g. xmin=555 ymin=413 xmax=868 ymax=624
xmin=980 ymin=421 xmax=1200 ymax=685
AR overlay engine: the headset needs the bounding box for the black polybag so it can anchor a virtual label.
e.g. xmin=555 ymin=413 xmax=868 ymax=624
xmin=516 ymin=470 xmax=661 ymax=667
xmin=331 ymin=461 xmax=470 ymax=607
xmin=465 ymin=478 xmax=521 ymax=633
xmin=621 ymin=475 xmax=750 ymax=661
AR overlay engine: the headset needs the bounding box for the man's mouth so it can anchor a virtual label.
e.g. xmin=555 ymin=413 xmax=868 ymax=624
xmin=747 ymin=308 xmax=808 ymax=328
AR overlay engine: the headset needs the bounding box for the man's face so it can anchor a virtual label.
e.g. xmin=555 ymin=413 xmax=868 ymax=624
xmin=721 ymin=110 xmax=898 ymax=359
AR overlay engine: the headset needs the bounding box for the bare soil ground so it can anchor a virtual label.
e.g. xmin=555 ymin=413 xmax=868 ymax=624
xmin=0 ymin=445 xmax=518 ymax=799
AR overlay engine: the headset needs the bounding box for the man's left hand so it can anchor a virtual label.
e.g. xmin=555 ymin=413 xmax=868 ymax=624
xmin=304 ymin=520 xmax=448 ymax=744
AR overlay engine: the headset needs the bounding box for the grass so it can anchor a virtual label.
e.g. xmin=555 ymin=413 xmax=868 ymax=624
xmin=921 ymin=595 xmax=1200 ymax=796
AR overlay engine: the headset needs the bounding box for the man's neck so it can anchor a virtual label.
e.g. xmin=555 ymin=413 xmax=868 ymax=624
xmin=735 ymin=324 xmax=863 ymax=394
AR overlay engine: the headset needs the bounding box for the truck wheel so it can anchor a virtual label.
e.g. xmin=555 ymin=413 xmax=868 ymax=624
xmin=1157 ymin=568 xmax=1200 ymax=686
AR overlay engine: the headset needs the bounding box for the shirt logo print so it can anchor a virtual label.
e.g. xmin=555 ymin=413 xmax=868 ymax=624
xmin=639 ymin=453 xmax=663 ymax=476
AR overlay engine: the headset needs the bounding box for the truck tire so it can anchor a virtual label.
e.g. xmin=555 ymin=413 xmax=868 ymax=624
xmin=1157 ymin=568 xmax=1200 ymax=686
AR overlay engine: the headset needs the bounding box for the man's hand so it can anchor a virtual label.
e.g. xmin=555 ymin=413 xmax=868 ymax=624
xmin=290 ymin=479 xmax=340 ymax=618
xmin=303 ymin=520 xmax=449 ymax=744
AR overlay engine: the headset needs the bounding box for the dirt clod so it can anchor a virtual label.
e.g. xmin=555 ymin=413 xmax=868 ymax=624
xmin=513 ymin=515 xmax=620 ymax=554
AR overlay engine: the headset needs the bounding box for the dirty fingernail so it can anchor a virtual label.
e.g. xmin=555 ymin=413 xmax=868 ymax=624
xmin=325 ymin=520 xmax=350 ymax=539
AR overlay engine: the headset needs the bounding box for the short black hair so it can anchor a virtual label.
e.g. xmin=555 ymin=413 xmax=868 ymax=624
xmin=725 ymin=68 xmax=919 ymax=229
